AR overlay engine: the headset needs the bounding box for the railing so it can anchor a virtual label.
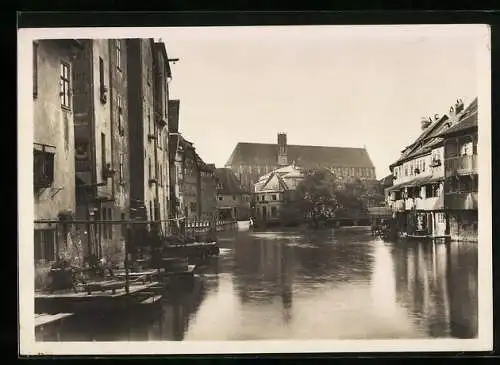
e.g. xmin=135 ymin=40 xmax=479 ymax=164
xmin=445 ymin=155 xmax=477 ymax=177
xmin=414 ymin=195 xmax=444 ymax=210
xmin=391 ymin=199 xmax=405 ymax=212
xmin=445 ymin=192 xmax=478 ymax=210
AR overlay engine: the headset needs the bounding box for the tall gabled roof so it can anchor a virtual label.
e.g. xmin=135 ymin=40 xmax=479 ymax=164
xmin=215 ymin=168 xmax=246 ymax=194
xmin=225 ymin=143 xmax=374 ymax=168
xmin=390 ymin=98 xmax=477 ymax=169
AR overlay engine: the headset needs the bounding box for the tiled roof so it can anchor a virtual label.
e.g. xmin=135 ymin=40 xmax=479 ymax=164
xmin=379 ymin=174 xmax=394 ymax=187
xmin=436 ymin=99 xmax=478 ymax=137
xmin=386 ymin=175 xmax=443 ymax=192
xmin=215 ymin=168 xmax=246 ymax=194
xmin=390 ymin=98 xmax=477 ymax=168
xmin=225 ymin=143 xmax=374 ymax=168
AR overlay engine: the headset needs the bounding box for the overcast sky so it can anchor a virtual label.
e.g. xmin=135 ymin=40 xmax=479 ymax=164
xmin=159 ymin=25 xmax=482 ymax=179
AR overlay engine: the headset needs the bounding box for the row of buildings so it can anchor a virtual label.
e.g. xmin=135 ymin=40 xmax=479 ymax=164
xmin=33 ymin=38 xmax=218 ymax=281
xmin=384 ymin=98 xmax=478 ymax=242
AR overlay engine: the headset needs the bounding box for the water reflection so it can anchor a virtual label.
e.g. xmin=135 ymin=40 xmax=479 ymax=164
xmin=392 ymin=240 xmax=478 ymax=338
xmin=44 ymin=227 xmax=478 ymax=341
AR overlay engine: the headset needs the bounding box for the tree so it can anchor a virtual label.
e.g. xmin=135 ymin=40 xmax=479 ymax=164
xmin=292 ymin=168 xmax=339 ymax=226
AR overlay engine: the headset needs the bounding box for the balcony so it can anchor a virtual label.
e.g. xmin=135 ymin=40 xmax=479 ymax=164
xmin=414 ymin=195 xmax=444 ymax=210
xmin=445 ymin=155 xmax=477 ymax=177
xmin=445 ymin=192 xmax=478 ymax=210
xmin=391 ymin=199 xmax=405 ymax=212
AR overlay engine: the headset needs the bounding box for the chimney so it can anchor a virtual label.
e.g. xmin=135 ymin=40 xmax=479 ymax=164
xmin=277 ymin=132 xmax=288 ymax=166
xmin=449 ymin=99 xmax=465 ymax=119
xmin=455 ymin=98 xmax=464 ymax=114
xmin=420 ymin=117 xmax=432 ymax=131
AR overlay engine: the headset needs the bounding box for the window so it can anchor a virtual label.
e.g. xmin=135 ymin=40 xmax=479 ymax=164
xmin=148 ymin=158 xmax=152 ymax=180
xmin=33 ymin=148 xmax=55 ymax=188
xmin=271 ymin=206 xmax=277 ymax=217
xmin=60 ymin=62 xmax=71 ymax=108
xmin=218 ymin=196 xmax=223 ymax=201
xmin=115 ymin=40 xmax=122 ymax=70
xmin=272 ymin=194 xmax=277 ymax=201
xmin=99 ymin=57 xmax=107 ymax=103
xmin=117 ymin=96 xmax=123 ymax=135
xmin=33 ymin=42 xmax=38 ymax=98
xmin=101 ymin=133 xmax=106 ymax=178
xmin=148 ymin=108 xmax=151 ymax=135
xmin=34 ymin=229 xmax=56 ymax=262
xmin=119 ymin=153 xmax=124 ymax=183
xmin=190 ymin=202 xmax=197 ymax=213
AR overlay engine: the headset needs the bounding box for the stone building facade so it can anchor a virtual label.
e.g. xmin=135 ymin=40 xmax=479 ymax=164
xmin=33 ymin=39 xmax=83 ymax=288
xmin=152 ymin=41 xmax=172 ymax=234
xmin=72 ymin=39 xmax=130 ymax=265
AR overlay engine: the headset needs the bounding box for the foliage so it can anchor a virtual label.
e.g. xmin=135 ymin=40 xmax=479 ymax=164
xmin=283 ymin=169 xmax=385 ymax=224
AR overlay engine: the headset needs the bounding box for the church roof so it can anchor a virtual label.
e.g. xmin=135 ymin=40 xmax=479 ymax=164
xmin=225 ymin=143 xmax=375 ymax=169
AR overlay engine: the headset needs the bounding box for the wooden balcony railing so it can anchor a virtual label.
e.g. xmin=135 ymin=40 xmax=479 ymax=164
xmin=445 ymin=155 xmax=477 ymax=177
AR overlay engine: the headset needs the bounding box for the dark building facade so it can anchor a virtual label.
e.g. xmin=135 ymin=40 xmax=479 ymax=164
xmin=225 ymin=133 xmax=376 ymax=192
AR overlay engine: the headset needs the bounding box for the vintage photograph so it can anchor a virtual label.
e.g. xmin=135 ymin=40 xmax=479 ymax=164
xmin=18 ymin=24 xmax=491 ymax=355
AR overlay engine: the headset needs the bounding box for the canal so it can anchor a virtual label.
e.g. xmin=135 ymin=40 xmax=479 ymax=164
xmin=38 ymin=226 xmax=478 ymax=341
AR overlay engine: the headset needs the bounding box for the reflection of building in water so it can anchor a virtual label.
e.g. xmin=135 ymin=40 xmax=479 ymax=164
xmin=232 ymin=236 xmax=295 ymax=324
xmin=447 ymin=243 xmax=478 ymax=338
xmin=154 ymin=279 xmax=208 ymax=340
xmin=393 ymin=241 xmax=477 ymax=338
xmin=370 ymin=243 xmax=398 ymax=313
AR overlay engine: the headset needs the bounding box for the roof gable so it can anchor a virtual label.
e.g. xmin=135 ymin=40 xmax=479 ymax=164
xmin=215 ymin=168 xmax=246 ymax=194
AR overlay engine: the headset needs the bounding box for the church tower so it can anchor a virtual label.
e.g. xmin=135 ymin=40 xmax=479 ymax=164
xmin=277 ymin=132 xmax=288 ymax=166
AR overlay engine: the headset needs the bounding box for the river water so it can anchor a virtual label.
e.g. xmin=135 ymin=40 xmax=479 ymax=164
xmin=42 ymin=226 xmax=478 ymax=341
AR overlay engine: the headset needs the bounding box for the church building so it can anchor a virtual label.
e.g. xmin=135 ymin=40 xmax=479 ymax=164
xmin=225 ymin=133 xmax=376 ymax=192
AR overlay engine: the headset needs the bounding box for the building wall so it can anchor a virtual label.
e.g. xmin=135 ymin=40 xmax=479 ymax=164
xmin=127 ymin=39 xmax=157 ymax=229
xmin=448 ymin=211 xmax=478 ymax=242
xmin=392 ymin=146 xmax=445 ymax=186
xmin=33 ymin=40 xmax=79 ymax=289
xmin=254 ymin=192 xmax=284 ymax=222
xmin=232 ymin=163 xmax=375 ymax=193
xmin=126 ymin=39 xmax=145 ymax=204
xmin=153 ymin=42 xmax=171 ymax=234
xmin=34 ymin=40 xmax=77 ymax=223
xmin=106 ymin=39 xmax=129 ymax=264
xmin=216 ymin=194 xmax=251 ymax=221
xmin=200 ymin=169 xmax=217 ymax=220
xmin=140 ymin=40 xmax=157 ymax=223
